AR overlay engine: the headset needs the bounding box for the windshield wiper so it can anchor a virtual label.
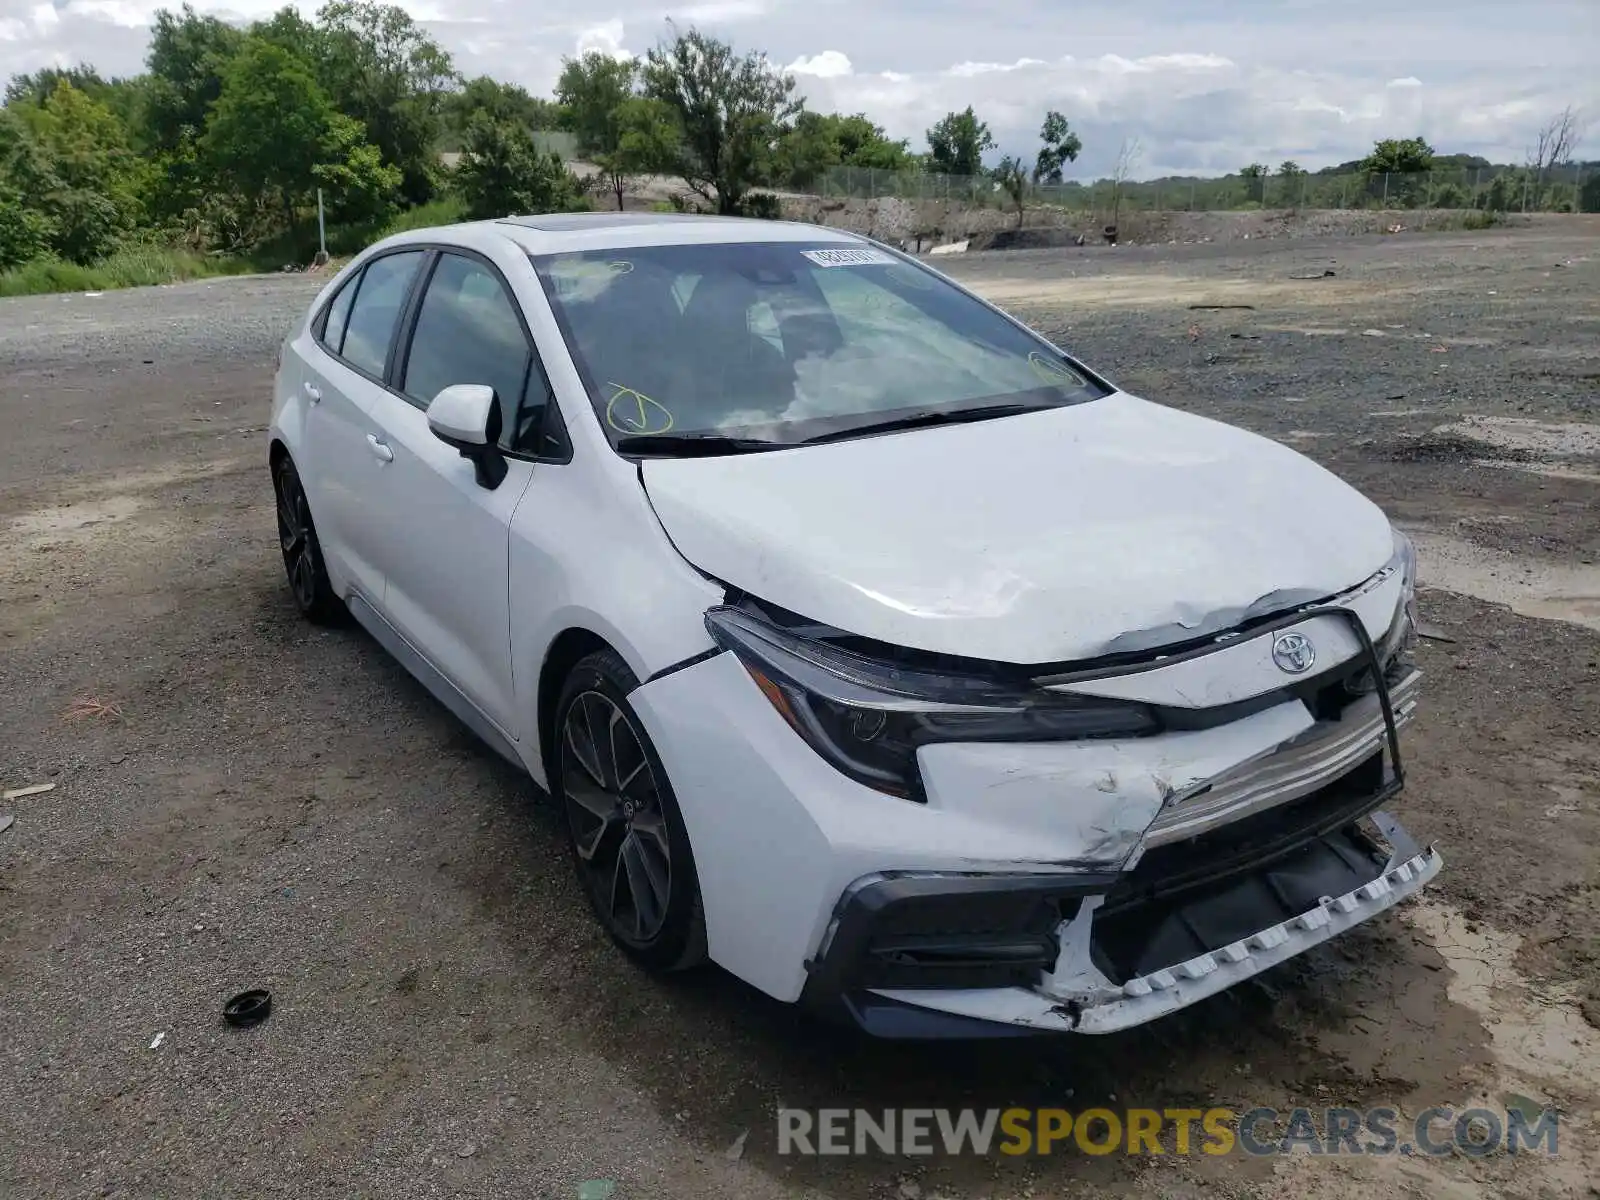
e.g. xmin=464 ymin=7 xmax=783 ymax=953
xmin=799 ymin=402 xmax=1054 ymax=445
xmin=615 ymin=433 xmax=788 ymax=458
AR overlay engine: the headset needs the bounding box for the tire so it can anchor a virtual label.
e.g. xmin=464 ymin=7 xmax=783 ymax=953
xmin=272 ymin=454 xmax=344 ymax=625
xmin=554 ymin=648 xmax=707 ymax=972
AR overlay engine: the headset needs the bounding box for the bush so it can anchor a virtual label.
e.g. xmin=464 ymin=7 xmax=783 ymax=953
xmin=379 ymin=196 xmax=467 ymax=234
xmin=738 ymin=191 xmax=783 ymax=219
xmin=0 ymin=245 xmax=243 ymax=297
xmin=1583 ymin=173 xmax=1600 ymax=214
xmin=0 ymin=191 xmax=51 ymax=269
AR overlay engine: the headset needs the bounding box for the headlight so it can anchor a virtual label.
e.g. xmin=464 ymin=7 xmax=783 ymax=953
xmin=1386 ymin=527 xmax=1420 ymax=659
xmin=1351 ymin=529 xmax=1419 ymax=695
xmin=704 ymin=606 xmax=1158 ymax=798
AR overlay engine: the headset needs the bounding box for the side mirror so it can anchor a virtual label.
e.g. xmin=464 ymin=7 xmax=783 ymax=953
xmin=428 ymin=383 xmax=507 ymax=489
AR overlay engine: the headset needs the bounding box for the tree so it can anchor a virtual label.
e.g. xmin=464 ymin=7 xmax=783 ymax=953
xmin=454 ymin=110 xmax=584 ymax=219
xmin=15 ymin=81 xmax=148 ymax=263
xmin=5 ymin=64 xmax=111 ymax=108
xmin=557 ymin=52 xmax=645 ymax=210
xmin=640 ymin=27 xmax=801 ymax=216
xmin=1528 ymin=106 xmax=1583 ymax=180
xmin=1526 ymin=105 xmax=1585 ymax=209
xmin=0 ymin=111 xmax=55 ymax=267
xmin=926 ymin=106 xmax=993 ymax=176
xmin=1032 ymin=110 xmax=1081 ymax=184
xmin=305 ymin=123 xmax=402 ymax=226
xmin=993 ymin=155 xmax=1028 ymax=226
xmin=250 ymin=6 xmax=325 ymax=64
xmin=1277 ymin=160 xmax=1305 ymax=206
xmin=1109 ymin=135 xmax=1142 ymax=226
xmin=315 ymin=1 xmax=458 ymax=205
xmin=441 ymin=76 xmax=563 ymax=150
xmin=775 ymin=111 xmax=912 ymax=186
xmin=558 ymin=52 xmax=637 ymax=158
xmin=1360 ymin=136 xmax=1435 ymax=175
xmin=201 ymin=39 xmax=395 ymax=229
xmin=144 ymin=4 xmax=246 ymax=152
xmin=831 ymin=114 xmax=913 ymax=171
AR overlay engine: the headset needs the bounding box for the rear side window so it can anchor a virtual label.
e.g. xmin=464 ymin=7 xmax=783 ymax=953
xmin=340 ymin=250 xmax=425 ymax=378
xmin=320 ymin=279 xmax=357 ymax=354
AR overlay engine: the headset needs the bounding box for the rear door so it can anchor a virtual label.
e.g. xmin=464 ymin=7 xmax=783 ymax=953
xmin=359 ymin=249 xmax=556 ymax=738
xmin=299 ymin=249 xmax=428 ymax=604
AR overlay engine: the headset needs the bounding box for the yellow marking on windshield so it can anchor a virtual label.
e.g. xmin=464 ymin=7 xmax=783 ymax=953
xmin=605 ymin=383 xmax=675 ymax=435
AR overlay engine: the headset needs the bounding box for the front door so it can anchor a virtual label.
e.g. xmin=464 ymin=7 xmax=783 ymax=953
xmin=361 ymin=250 xmax=547 ymax=739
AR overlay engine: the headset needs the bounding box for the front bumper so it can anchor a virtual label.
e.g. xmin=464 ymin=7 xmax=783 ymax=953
xmin=626 ymin=577 xmax=1436 ymax=1034
xmin=814 ymin=808 xmax=1439 ymax=1037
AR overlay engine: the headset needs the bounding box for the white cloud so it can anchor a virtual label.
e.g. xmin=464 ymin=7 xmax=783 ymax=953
xmin=576 ymin=18 xmax=632 ymax=59
xmin=1097 ymin=52 xmax=1232 ymax=73
xmin=1386 ymin=76 xmax=1423 ymax=88
xmin=60 ymin=1 xmax=166 ymax=24
xmin=671 ymin=0 xmax=770 ymax=21
xmin=788 ymin=49 xmax=851 ymax=78
xmin=947 ymin=58 xmax=1048 ymax=78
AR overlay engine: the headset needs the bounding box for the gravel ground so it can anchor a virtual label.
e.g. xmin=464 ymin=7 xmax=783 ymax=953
xmin=1 ymin=221 xmax=1598 ymax=1200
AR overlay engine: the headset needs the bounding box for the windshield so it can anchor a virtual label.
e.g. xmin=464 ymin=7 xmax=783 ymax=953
xmin=531 ymin=241 xmax=1110 ymax=452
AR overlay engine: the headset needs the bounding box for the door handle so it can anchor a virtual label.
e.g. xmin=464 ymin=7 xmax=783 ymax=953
xmin=303 ymin=381 xmax=322 ymax=404
xmin=366 ymin=434 xmax=394 ymax=463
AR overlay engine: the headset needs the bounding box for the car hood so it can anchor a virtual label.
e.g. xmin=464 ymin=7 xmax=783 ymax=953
xmin=639 ymin=392 xmax=1395 ymax=665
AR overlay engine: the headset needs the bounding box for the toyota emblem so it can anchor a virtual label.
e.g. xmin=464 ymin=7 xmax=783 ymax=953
xmin=1271 ymin=631 xmax=1317 ymax=674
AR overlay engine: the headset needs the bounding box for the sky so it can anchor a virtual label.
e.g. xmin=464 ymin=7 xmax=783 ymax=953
xmin=1 ymin=0 xmax=1595 ymax=177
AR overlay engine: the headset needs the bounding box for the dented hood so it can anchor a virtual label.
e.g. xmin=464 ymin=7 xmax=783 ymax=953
xmin=640 ymin=392 xmax=1396 ymax=665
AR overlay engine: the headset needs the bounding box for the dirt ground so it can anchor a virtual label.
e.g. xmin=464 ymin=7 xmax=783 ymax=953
xmin=1 ymin=222 xmax=1597 ymax=1200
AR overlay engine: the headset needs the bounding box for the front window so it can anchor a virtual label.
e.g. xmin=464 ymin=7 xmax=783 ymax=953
xmin=532 ymin=242 xmax=1110 ymax=452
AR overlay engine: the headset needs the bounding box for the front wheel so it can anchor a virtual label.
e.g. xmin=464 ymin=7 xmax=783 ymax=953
xmin=272 ymin=455 xmax=343 ymax=625
xmin=555 ymin=649 xmax=706 ymax=972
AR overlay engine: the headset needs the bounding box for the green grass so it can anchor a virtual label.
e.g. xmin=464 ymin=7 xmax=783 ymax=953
xmin=0 ymin=245 xmax=256 ymax=298
xmin=0 ymin=197 xmax=473 ymax=299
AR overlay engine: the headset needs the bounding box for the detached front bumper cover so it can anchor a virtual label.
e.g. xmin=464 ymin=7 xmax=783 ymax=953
xmin=827 ymin=812 xmax=1440 ymax=1037
xmin=806 ymin=601 xmax=1438 ymax=1038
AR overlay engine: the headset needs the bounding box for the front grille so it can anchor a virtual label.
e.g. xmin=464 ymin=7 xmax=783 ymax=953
xmin=1106 ymin=750 xmax=1393 ymax=914
xmin=1143 ymin=667 xmax=1419 ymax=847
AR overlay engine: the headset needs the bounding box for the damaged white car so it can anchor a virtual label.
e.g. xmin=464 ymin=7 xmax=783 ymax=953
xmin=268 ymin=213 xmax=1438 ymax=1037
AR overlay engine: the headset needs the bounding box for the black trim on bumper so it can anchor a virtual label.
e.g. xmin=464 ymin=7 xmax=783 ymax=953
xmin=800 ymin=872 xmax=1118 ymax=1011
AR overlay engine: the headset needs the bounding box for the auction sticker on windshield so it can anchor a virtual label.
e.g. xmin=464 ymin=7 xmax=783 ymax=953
xmin=802 ymin=248 xmax=897 ymax=267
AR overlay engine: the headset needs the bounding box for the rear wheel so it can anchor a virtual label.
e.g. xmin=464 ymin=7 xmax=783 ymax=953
xmin=555 ymin=649 xmax=706 ymax=972
xmin=272 ymin=455 xmax=343 ymax=625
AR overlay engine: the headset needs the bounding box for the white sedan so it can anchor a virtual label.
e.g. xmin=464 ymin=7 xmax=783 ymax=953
xmin=268 ymin=213 xmax=1438 ymax=1038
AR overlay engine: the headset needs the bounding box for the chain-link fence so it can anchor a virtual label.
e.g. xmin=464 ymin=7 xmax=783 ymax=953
xmin=797 ymin=164 xmax=1595 ymax=215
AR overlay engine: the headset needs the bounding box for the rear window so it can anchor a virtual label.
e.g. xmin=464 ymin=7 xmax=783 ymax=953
xmin=531 ymin=242 xmax=1108 ymax=446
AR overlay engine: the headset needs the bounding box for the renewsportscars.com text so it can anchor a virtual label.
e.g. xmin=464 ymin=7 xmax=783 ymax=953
xmin=777 ymin=1106 xmax=1559 ymax=1158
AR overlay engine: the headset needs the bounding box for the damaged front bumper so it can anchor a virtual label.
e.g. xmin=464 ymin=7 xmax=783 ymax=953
xmin=801 ymin=602 xmax=1436 ymax=1036
xmin=627 ymin=564 xmax=1439 ymax=1035
xmin=812 ymin=810 xmax=1440 ymax=1038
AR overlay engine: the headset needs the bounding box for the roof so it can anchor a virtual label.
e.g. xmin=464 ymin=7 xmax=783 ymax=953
xmin=485 ymin=211 xmax=865 ymax=254
xmin=496 ymin=212 xmax=739 ymax=232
